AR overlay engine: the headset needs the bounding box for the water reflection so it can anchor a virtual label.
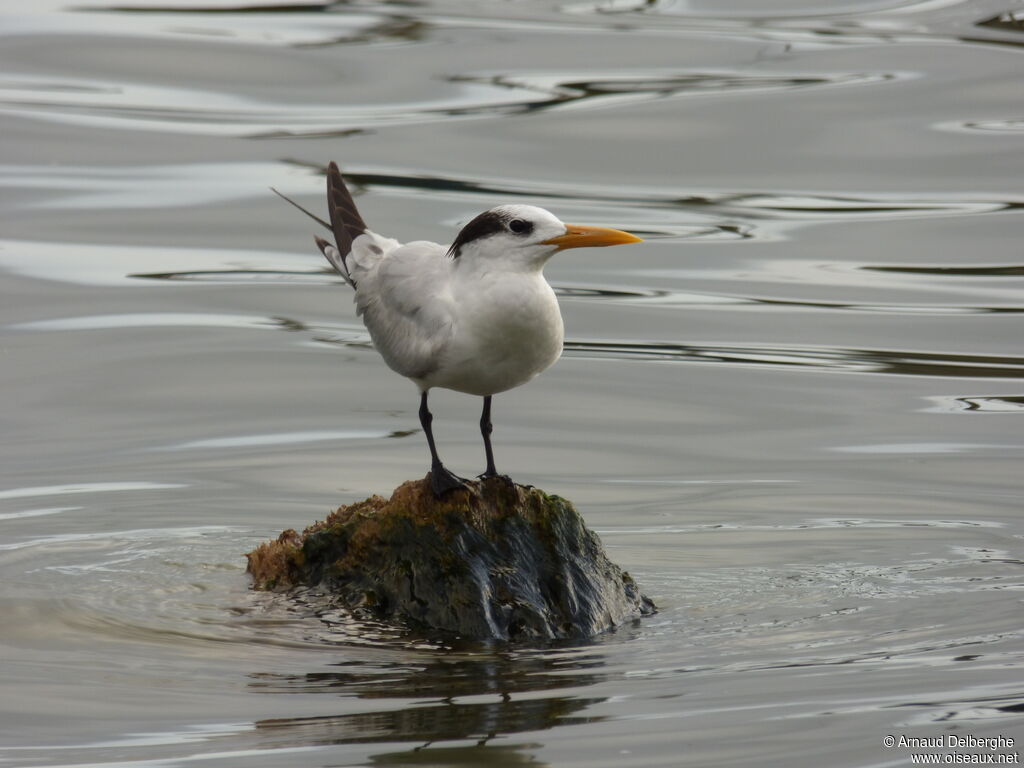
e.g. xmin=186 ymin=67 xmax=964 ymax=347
xmin=124 ymin=267 xmax=1024 ymax=317
xmin=1 ymin=2 xmax=1021 ymax=768
xmin=266 ymin=69 xmax=899 ymax=138
xmin=445 ymin=69 xmax=891 ymax=117
xmin=881 ymin=689 xmax=1024 ymax=726
xmin=256 ymin=696 xmax=603 ymax=748
xmin=154 ymin=429 xmax=413 ymax=451
xmin=270 ymin=319 xmax=1024 ymax=379
xmin=571 ymin=0 xmax=1024 ymax=54
xmin=864 ymin=264 xmax=1024 ymax=277
xmin=0 ymin=57 xmax=893 ymax=138
xmin=71 ymin=4 xmax=429 ymax=48
xmin=922 ymin=395 xmax=1024 ymax=414
xmin=251 ymin=652 xmax=606 ymax=698
xmin=9 ymin=154 xmax=1015 ymax=236
xmin=365 ymin=744 xmax=550 ymax=768
xmin=250 ymin=652 xmax=607 ymax=756
xmin=565 ymin=340 xmax=1024 ymax=379
xmin=943 ymin=118 xmax=1024 ymax=134
xmin=83 ymin=2 xmax=344 ymax=10
xmin=975 ymin=10 xmax=1024 ymax=34
xmin=36 ymin=301 xmax=1011 ymax=380
xmin=281 ymin=159 xmax=1023 ymax=223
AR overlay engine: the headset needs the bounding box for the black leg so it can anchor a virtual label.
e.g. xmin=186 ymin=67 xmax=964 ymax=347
xmin=479 ymin=395 xmax=499 ymax=479
xmin=419 ymin=390 xmax=465 ymax=496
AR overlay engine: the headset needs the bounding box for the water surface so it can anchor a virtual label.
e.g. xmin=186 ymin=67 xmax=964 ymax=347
xmin=1 ymin=0 xmax=1022 ymax=766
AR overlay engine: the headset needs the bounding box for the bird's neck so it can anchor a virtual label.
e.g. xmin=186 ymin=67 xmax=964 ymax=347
xmin=452 ymin=251 xmax=553 ymax=282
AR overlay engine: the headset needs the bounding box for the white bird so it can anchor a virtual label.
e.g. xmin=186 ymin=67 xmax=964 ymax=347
xmin=275 ymin=162 xmax=642 ymax=496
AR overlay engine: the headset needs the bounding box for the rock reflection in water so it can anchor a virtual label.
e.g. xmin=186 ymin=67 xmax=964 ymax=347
xmin=365 ymin=743 xmax=551 ymax=767
xmin=251 ymin=653 xmax=606 ymax=753
xmin=256 ymin=696 xmax=603 ymax=748
xmin=251 ymin=651 xmax=606 ymax=698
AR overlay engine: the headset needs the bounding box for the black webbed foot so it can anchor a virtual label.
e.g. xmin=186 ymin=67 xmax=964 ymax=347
xmin=430 ymin=465 xmax=468 ymax=497
xmin=477 ymin=471 xmax=514 ymax=486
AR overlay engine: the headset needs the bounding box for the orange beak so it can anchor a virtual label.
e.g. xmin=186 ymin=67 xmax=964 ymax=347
xmin=542 ymin=224 xmax=643 ymax=251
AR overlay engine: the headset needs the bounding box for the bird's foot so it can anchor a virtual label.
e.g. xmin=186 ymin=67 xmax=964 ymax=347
xmin=477 ymin=471 xmax=515 ymax=486
xmin=430 ymin=465 xmax=469 ymax=497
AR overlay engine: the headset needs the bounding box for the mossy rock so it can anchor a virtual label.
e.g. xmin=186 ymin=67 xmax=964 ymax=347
xmin=247 ymin=476 xmax=655 ymax=641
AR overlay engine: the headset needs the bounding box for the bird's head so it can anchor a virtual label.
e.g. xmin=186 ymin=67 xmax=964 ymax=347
xmin=447 ymin=204 xmax=641 ymax=269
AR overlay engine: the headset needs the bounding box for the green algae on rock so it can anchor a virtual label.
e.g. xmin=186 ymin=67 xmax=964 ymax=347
xmin=246 ymin=476 xmax=655 ymax=642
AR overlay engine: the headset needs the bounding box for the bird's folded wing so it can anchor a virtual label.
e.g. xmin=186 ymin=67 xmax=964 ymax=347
xmin=355 ymin=240 xmax=455 ymax=381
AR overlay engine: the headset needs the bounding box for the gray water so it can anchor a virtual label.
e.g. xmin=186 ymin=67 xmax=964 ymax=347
xmin=2 ymin=1 xmax=1023 ymax=766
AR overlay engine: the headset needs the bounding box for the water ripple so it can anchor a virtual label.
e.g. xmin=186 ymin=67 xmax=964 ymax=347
xmin=975 ymin=9 xmax=1024 ymax=36
xmin=564 ymin=340 xmax=1024 ymax=379
xmin=121 ymin=269 xmax=1023 ymax=318
xmin=936 ymin=117 xmax=1024 ymax=134
xmin=111 ymin=263 xmax=1024 ymax=318
xmin=603 ymin=516 xmax=1005 ymax=534
xmin=11 ymin=5 xmax=424 ymax=48
xmin=0 ymin=162 xmax=295 ymax=210
xmin=262 ymin=66 xmax=900 ymax=136
xmin=0 ymin=59 xmax=901 ymax=137
xmin=290 ymin=164 xmax=1023 ymax=223
xmin=7 ymin=159 xmax=1018 ymax=236
xmin=865 ymin=264 xmax=1024 ymax=277
xmin=890 ymin=690 xmax=1024 ymax=726
xmin=0 ymin=239 xmax=311 ymax=287
xmin=832 ymin=442 xmax=1022 ymax=455
xmin=444 ymin=68 xmax=894 ymax=117
xmin=567 ymin=0 xmax=1024 ymax=53
xmin=38 ymin=309 xmax=1010 ymax=382
xmin=0 ymin=481 xmax=183 ymax=501
xmin=155 ymin=429 xmax=411 ymax=451
xmin=0 ymin=507 xmax=81 ymax=522
xmin=290 ymin=328 xmax=1024 ymax=380
xmin=11 ymin=312 xmax=277 ymax=332
xmin=922 ymin=395 xmax=1024 ymax=414
xmin=559 ymin=284 xmax=1024 ymax=316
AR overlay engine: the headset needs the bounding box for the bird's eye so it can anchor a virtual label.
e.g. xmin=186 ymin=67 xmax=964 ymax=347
xmin=508 ymin=219 xmax=532 ymax=235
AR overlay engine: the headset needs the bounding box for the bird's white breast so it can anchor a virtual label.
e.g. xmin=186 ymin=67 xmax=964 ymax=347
xmin=424 ymin=269 xmax=564 ymax=396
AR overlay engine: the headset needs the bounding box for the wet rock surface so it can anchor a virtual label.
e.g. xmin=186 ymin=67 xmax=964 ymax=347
xmin=247 ymin=476 xmax=655 ymax=642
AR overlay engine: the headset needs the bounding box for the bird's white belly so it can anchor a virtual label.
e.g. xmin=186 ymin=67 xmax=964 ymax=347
xmin=424 ymin=276 xmax=564 ymax=396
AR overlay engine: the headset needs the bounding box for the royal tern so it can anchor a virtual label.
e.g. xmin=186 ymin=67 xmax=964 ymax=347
xmin=275 ymin=162 xmax=642 ymax=496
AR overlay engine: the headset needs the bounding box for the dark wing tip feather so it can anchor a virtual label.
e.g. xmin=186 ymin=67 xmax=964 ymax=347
xmin=326 ymin=162 xmax=368 ymax=258
xmin=314 ymin=235 xmax=356 ymax=287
